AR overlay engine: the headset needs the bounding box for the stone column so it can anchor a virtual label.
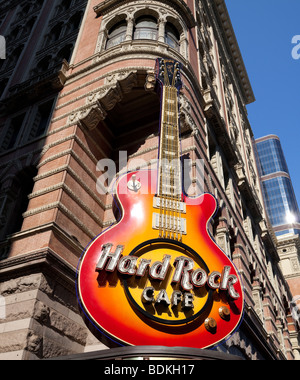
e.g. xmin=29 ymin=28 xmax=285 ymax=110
xmin=125 ymin=15 xmax=134 ymax=41
xmin=158 ymin=17 xmax=166 ymax=43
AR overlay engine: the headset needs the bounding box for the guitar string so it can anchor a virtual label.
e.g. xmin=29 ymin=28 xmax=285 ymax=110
xmin=171 ymin=88 xmax=178 ymax=239
xmin=170 ymin=86 xmax=176 ymax=239
xmin=170 ymin=85 xmax=176 ymax=240
xmin=170 ymin=67 xmax=178 ymax=240
xmin=164 ymin=67 xmax=172 ymax=239
xmin=164 ymin=68 xmax=170 ymax=239
xmin=168 ymin=71 xmax=176 ymax=239
xmin=159 ymin=64 xmax=169 ymax=238
xmin=166 ymin=67 xmax=179 ymax=240
xmin=166 ymin=84 xmax=171 ymax=239
xmin=173 ymin=66 xmax=183 ymax=241
xmin=158 ymin=61 xmax=182 ymax=241
xmin=173 ymin=83 xmax=182 ymax=241
xmin=169 ymin=71 xmax=179 ymax=240
xmin=158 ymin=82 xmax=164 ymax=238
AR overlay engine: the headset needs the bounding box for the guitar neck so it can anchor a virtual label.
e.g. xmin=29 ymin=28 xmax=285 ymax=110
xmin=158 ymin=85 xmax=182 ymax=200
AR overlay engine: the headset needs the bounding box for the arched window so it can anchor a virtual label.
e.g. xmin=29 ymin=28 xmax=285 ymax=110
xmin=133 ymin=16 xmax=157 ymax=41
xmin=24 ymin=17 xmax=37 ymax=35
xmin=106 ymin=20 xmax=127 ymax=49
xmin=8 ymin=45 xmax=24 ymax=68
xmin=57 ymin=44 xmax=73 ymax=63
xmin=8 ymin=26 xmax=22 ymax=42
xmin=35 ymin=55 xmax=52 ymax=73
xmin=165 ymin=22 xmax=180 ymax=51
xmin=32 ymin=0 xmax=44 ymax=11
xmin=60 ymin=0 xmax=72 ymax=12
xmin=66 ymin=11 xmax=83 ymax=34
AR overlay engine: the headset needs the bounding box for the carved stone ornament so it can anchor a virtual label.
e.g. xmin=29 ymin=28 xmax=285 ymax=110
xmin=78 ymin=70 xmax=138 ymax=131
xmin=179 ymin=94 xmax=197 ymax=135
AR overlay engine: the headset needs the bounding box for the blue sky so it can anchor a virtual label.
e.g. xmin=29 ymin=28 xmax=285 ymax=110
xmin=225 ymin=0 xmax=300 ymax=206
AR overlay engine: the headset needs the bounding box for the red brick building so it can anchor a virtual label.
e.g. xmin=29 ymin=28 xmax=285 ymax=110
xmin=0 ymin=0 xmax=299 ymax=359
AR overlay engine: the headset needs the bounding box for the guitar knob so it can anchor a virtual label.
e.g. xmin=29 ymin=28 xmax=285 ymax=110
xmin=127 ymin=174 xmax=141 ymax=192
xmin=219 ymin=306 xmax=231 ymax=320
xmin=205 ymin=317 xmax=217 ymax=333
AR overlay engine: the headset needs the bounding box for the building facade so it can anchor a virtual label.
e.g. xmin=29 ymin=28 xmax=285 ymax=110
xmin=255 ymin=135 xmax=300 ymax=358
xmin=255 ymin=135 xmax=300 ymax=237
xmin=0 ymin=0 xmax=299 ymax=360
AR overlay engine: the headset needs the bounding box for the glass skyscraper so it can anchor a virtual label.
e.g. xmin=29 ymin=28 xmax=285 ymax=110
xmin=255 ymin=135 xmax=300 ymax=237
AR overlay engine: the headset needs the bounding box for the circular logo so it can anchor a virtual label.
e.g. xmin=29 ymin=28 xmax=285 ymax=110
xmin=123 ymin=239 xmax=214 ymax=326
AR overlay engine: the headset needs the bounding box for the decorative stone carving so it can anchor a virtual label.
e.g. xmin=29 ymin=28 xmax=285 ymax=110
xmin=179 ymin=94 xmax=197 ymax=135
xmin=76 ymin=70 xmax=138 ymax=131
xmin=79 ymin=106 xmax=107 ymax=131
xmin=145 ymin=72 xmax=156 ymax=92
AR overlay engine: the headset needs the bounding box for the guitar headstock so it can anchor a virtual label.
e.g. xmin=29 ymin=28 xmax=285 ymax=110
xmin=156 ymin=58 xmax=182 ymax=91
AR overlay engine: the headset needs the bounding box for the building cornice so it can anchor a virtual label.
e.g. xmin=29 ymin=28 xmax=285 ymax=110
xmin=255 ymin=135 xmax=280 ymax=144
xmin=212 ymin=0 xmax=255 ymax=105
xmin=93 ymin=0 xmax=196 ymax=28
xmin=276 ymin=232 xmax=300 ymax=246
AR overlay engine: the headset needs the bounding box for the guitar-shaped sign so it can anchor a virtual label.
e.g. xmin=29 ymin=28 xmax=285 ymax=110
xmin=77 ymin=58 xmax=244 ymax=349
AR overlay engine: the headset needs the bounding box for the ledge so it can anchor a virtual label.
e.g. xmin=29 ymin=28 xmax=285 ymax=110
xmin=213 ymin=0 xmax=255 ymax=105
xmin=48 ymin=345 xmax=243 ymax=360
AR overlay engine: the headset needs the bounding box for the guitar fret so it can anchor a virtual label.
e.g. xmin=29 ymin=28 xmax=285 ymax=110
xmin=166 ymin=135 xmax=175 ymax=140
xmin=164 ymin=150 xmax=176 ymax=156
xmin=166 ymin=110 xmax=175 ymax=114
xmin=166 ymin=99 xmax=175 ymax=104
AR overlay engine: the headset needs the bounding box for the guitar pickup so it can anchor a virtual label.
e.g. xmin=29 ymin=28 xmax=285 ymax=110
xmin=152 ymin=213 xmax=187 ymax=235
xmin=153 ymin=197 xmax=186 ymax=213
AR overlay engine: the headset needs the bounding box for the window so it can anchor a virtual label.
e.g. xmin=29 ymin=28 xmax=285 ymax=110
xmin=256 ymin=138 xmax=289 ymax=176
xmin=101 ymin=10 xmax=187 ymax=58
xmin=66 ymin=11 xmax=83 ymax=34
xmin=47 ymin=23 xmax=64 ymax=45
xmin=34 ymin=55 xmax=52 ymax=74
xmin=24 ymin=17 xmax=37 ymax=35
xmin=59 ymin=0 xmax=72 ymax=13
xmin=133 ymin=16 xmax=157 ymax=41
xmin=9 ymin=26 xmax=22 ymax=42
xmin=28 ymin=99 xmax=55 ymax=141
xmin=0 ymin=78 xmax=8 ymax=97
xmin=1 ymin=113 xmax=26 ymax=151
xmin=0 ymin=167 xmax=37 ymax=240
xmin=57 ymin=44 xmax=73 ymax=63
xmin=262 ymin=177 xmax=300 ymax=227
xmin=7 ymin=45 xmax=24 ymax=69
xmin=165 ymin=22 xmax=180 ymax=51
xmin=106 ymin=21 xmax=127 ymax=49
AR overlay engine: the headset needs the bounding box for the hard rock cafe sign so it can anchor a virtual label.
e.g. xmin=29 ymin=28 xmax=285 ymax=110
xmin=77 ymin=59 xmax=244 ymax=349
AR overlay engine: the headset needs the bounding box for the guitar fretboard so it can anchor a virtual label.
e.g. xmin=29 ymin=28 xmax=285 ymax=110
xmin=155 ymin=60 xmax=185 ymax=241
xmin=158 ymin=86 xmax=182 ymax=199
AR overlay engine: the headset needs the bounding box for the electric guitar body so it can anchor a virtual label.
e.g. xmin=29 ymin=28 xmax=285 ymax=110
xmin=77 ymin=59 xmax=244 ymax=349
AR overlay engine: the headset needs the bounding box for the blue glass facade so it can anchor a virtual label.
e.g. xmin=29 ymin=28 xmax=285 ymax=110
xmin=256 ymin=138 xmax=289 ymax=176
xmin=255 ymin=136 xmax=300 ymax=237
